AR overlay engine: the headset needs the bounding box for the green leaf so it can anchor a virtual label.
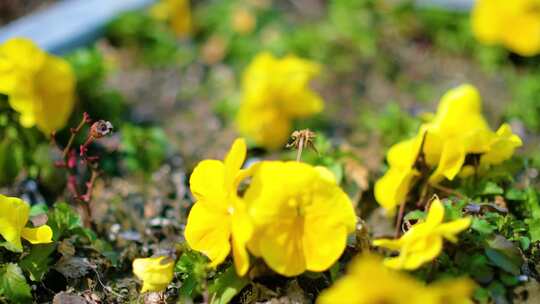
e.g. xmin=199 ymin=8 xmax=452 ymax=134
xmin=471 ymin=218 xmax=495 ymax=234
xmin=19 ymin=243 xmax=56 ymax=282
xmin=485 ymin=235 xmax=523 ymax=275
xmin=505 ymin=188 xmax=527 ymax=201
xmin=404 ymin=210 xmax=426 ymax=222
xmin=47 ymin=203 xmax=83 ymax=240
xmin=526 ymin=218 xmax=540 ymax=243
xmin=209 ymin=266 xmax=249 ymax=304
xmin=527 ymin=187 xmax=540 ymax=219
xmin=479 ymin=181 xmax=504 ymax=196
xmin=0 ymin=263 xmax=32 ymax=302
xmin=29 ymin=203 xmax=49 ymax=217
xmin=175 ymin=250 xmax=209 ymax=298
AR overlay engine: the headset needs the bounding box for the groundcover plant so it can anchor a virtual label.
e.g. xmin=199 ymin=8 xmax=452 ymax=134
xmin=1 ymin=0 xmax=540 ymax=303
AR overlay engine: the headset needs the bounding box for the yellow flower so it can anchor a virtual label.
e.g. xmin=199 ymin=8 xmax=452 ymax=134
xmin=374 ymin=197 xmax=471 ymax=270
xmin=245 ymin=161 xmax=356 ymax=276
xmin=430 ymin=278 xmax=476 ymax=304
xmin=132 ymin=256 xmax=175 ymax=293
xmin=232 ymin=8 xmax=256 ymax=35
xmin=236 ymin=52 xmax=324 ymax=149
xmin=317 ymin=253 xmax=474 ymax=304
xmin=0 ymin=194 xmax=53 ymax=252
xmin=150 ymin=0 xmax=192 ymax=38
xmin=472 ymin=0 xmax=540 ymax=56
xmin=184 ymin=138 xmax=253 ymax=276
xmin=375 ymin=84 xmax=522 ymax=214
xmin=374 ymin=135 xmax=423 ymax=215
xmin=0 ymin=38 xmax=75 ymax=135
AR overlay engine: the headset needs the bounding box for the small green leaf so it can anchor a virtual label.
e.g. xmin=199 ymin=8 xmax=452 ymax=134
xmin=404 ymin=210 xmax=426 ymax=222
xmin=209 ymin=266 xmax=249 ymax=304
xmin=471 ymin=218 xmax=495 ymax=234
xmin=29 ymin=203 xmax=49 ymax=217
xmin=505 ymin=188 xmax=527 ymax=201
xmin=47 ymin=202 xmax=83 ymax=240
xmin=19 ymin=243 xmax=56 ymax=282
xmin=175 ymin=250 xmax=209 ymax=298
xmin=526 ymin=218 xmax=540 ymax=242
xmin=479 ymin=181 xmax=504 ymax=196
xmin=0 ymin=263 xmax=32 ymax=302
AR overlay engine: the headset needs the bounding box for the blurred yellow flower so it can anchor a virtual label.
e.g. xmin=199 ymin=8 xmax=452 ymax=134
xmin=472 ymin=0 xmax=540 ymax=56
xmin=184 ymin=138 xmax=253 ymax=276
xmin=150 ymin=0 xmax=192 ymax=38
xmin=0 ymin=38 xmax=75 ymax=135
xmin=0 ymin=194 xmax=53 ymax=252
xmin=236 ymin=52 xmax=324 ymax=150
xmin=375 ymin=84 xmax=522 ymax=214
xmin=374 ymin=197 xmax=471 ymax=270
xmin=232 ymin=8 xmax=256 ymax=35
xmin=245 ymin=161 xmax=356 ymax=276
xmin=317 ymin=253 xmax=474 ymax=304
xmin=132 ymin=256 xmax=175 ymax=293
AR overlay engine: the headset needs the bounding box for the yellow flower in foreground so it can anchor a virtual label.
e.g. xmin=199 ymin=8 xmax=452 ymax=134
xmin=472 ymin=0 xmax=540 ymax=56
xmin=375 ymin=84 xmax=522 ymax=214
xmin=150 ymin=0 xmax=192 ymax=37
xmin=132 ymin=256 xmax=175 ymax=293
xmin=0 ymin=194 xmax=53 ymax=252
xmin=184 ymin=138 xmax=253 ymax=276
xmin=374 ymin=197 xmax=471 ymax=270
xmin=245 ymin=161 xmax=356 ymax=276
xmin=317 ymin=253 xmax=474 ymax=304
xmin=236 ymin=52 xmax=324 ymax=149
xmin=0 ymin=38 xmax=75 ymax=135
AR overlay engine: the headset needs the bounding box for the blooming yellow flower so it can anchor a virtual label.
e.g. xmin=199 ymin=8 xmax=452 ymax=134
xmin=150 ymin=0 xmax=192 ymax=38
xmin=317 ymin=253 xmax=474 ymax=304
xmin=0 ymin=38 xmax=75 ymax=135
xmin=423 ymin=84 xmax=521 ymax=183
xmin=472 ymin=0 xmax=540 ymax=56
xmin=0 ymin=194 xmax=53 ymax=252
xmin=236 ymin=52 xmax=324 ymax=149
xmin=374 ymin=197 xmax=471 ymax=270
xmin=375 ymin=84 xmax=522 ymax=214
xmin=132 ymin=256 xmax=175 ymax=293
xmin=184 ymin=138 xmax=253 ymax=276
xmin=245 ymin=161 xmax=356 ymax=276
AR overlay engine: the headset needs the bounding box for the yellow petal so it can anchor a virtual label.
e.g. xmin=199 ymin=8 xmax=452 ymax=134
xmin=230 ymin=201 xmax=253 ymax=276
xmin=224 ymin=138 xmax=247 ymax=188
xmin=436 ymin=218 xmax=471 ymax=243
xmin=303 ymin=185 xmax=355 ymax=272
xmin=258 ymin=218 xmax=306 ymax=276
xmin=374 ymin=168 xmax=418 ymax=215
xmin=0 ymin=195 xmax=31 ymax=252
xmin=373 ymin=238 xmax=402 ymax=251
xmin=21 ymin=225 xmax=53 ymax=244
xmin=503 ymin=12 xmax=540 ymax=56
xmin=132 ymin=256 xmax=174 ymax=293
xmin=480 ymin=123 xmax=522 ymax=166
xmin=425 ymin=198 xmax=445 ymax=227
xmin=33 ymin=55 xmax=75 ymax=134
xmin=184 ymin=202 xmax=231 ymax=267
xmin=189 ymin=160 xmax=227 ymax=206
xmin=471 ymin=0 xmax=504 ymax=45
xmin=384 ymin=236 xmax=443 ymax=270
xmin=429 ymin=139 xmax=466 ymax=183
